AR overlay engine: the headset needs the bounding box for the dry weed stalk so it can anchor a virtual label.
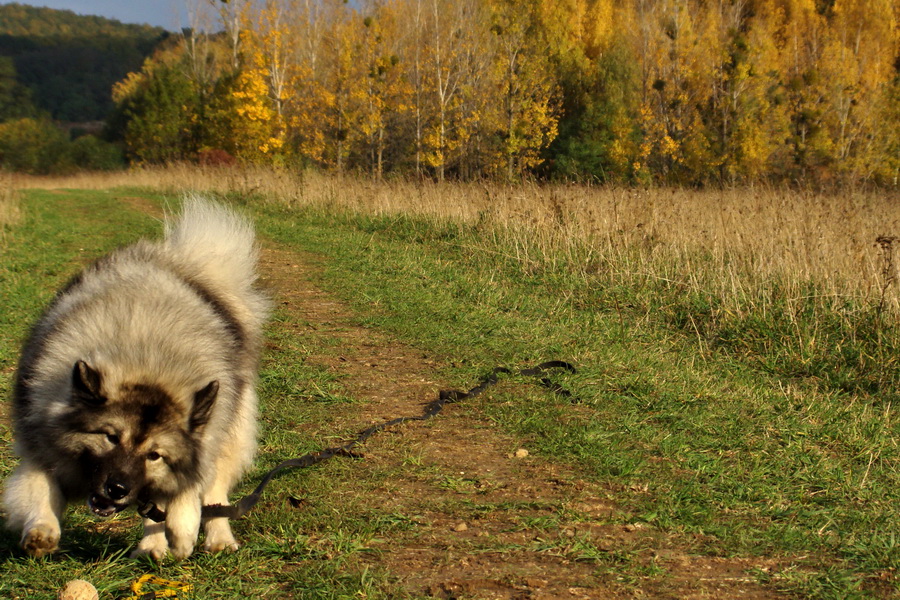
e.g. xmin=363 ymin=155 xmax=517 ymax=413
xmin=875 ymin=235 xmax=899 ymax=318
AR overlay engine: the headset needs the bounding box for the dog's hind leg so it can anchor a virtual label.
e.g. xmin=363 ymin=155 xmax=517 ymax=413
xmin=2 ymin=459 xmax=65 ymax=558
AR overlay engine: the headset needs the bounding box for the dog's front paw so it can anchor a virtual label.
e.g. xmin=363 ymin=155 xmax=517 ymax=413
xmin=168 ymin=536 xmax=196 ymax=561
xmin=131 ymin=535 xmax=169 ymax=562
xmin=21 ymin=522 xmax=60 ymax=558
xmin=203 ymin=534 xmax=239 ymax=553
xmin=203 ymin=519 xmax=239 ymax=553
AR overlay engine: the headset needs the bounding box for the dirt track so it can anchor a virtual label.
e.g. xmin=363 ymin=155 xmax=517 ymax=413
xmin=258 ymin=247 xmax=786 ymax=600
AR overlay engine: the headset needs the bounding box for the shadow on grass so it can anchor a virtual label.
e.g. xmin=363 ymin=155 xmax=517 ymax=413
xmin=0 ymin=516 xmax=135 ymax=565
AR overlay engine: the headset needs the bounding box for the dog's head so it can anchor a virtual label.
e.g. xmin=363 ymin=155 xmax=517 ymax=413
xmin=63 ymin=360 xmax=218 ymax=517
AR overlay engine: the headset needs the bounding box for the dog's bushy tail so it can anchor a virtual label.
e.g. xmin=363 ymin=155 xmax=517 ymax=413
xmin=164 ymin=195 xmax=260 ymax=295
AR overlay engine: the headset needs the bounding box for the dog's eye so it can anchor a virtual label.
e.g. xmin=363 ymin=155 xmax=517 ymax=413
xmin=105 ymin=433 xmax=120 ymax=445
xmin=147 ymin=451 xmax=162 ymax=462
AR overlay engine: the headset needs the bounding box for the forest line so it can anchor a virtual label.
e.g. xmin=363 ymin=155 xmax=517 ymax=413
xmin=5 ymin=0 xmax=899 ymax=185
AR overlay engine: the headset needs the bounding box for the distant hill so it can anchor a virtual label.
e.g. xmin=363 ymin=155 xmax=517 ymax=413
xmin=0 ymin=3 xmax=169 ymax=122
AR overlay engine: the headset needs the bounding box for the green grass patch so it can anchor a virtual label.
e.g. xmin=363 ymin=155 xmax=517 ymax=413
xmin=252 ymin=201 xmax=900 ymax=599
xmin=0 ymin=190 xmax=412 ymax=599
xmin=3 ymin=188 xmax=900 ymax=598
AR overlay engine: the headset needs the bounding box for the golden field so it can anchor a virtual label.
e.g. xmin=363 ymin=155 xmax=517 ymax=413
xmin=7 ymin=165 xmax=900 ymax=315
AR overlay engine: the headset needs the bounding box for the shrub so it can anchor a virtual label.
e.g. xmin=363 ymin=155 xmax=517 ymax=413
xmin=69 ymin=135 xmax=125 ymax=170
xmin=198 ymin=148 xmax=237 ymax=167
xmin=0 ymin=117 xmax=73 ymax=174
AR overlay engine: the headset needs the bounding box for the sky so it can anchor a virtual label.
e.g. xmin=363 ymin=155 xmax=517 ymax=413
xmin=0 ymin=0 xmax=192 ymax=30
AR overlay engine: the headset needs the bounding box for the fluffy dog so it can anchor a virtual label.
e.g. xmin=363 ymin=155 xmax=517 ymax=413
xmin=2 ymin=197 xmax=268 ymax=560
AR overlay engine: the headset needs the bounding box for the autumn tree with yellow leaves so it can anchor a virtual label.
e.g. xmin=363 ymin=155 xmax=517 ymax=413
xmin=110 ymin=0 xmax=900 ymax=186
xmin=231 ymin=0 xmax=290 ymax=162
xmin=489 ymin=0 xmax=558 ymax=180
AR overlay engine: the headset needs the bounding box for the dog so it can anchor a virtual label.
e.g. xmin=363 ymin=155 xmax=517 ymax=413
xmin=2 ymin=196 xmax=268 ymax=560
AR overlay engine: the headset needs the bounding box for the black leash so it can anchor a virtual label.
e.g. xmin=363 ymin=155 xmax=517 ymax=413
xmin=138 ymin=361 xmax=576 ymax=523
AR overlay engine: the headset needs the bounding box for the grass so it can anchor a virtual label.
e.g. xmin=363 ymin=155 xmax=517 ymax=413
xmin=0 ymin=176 xmax=22 ymax=239
xmin=245 ymin=194 xmax=900 ymax=597
xmin=0 ymin=190 xmax=409 ymax=599
xmin=1 ymin=173 xmax=900 ymax=598
xmin=13 ymin=166 xmax=900 ymax=305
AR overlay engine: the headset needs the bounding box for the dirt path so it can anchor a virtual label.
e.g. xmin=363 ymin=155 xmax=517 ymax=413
xmin=258 ymin=251 xmax=786 ymax=600
xmin=121 ymin=195 xmax=787 ymax=599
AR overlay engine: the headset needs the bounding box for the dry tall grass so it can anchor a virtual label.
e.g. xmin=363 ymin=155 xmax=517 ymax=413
xmin=0 ymin=174 xmax=22 ymax=239
xmin=12 ymin=165 xmax=900 ymax=313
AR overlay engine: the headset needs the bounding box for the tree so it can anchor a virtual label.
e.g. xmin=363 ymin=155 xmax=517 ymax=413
xmin=397 ymin=0 xmax=429 ymax=176
xmin=537 ymin=0 xmax=637 ymax=182
xmin=489 ymin=0 xmax=559 ymax=180
xmin=320 ymin=9 xmax=366 ymax=171
xmin=357 ymin=5 xmax=410 ymax=178
xmin=421 ymin=0 xmax=491 ymax=180
xmin=0 ymin=56 xmax=36 ymax=121
xmin=825 ymin=0 xmax=898 ymax=181
xmin=100 ymin=0 xmax=900 ymax=184
xmin=0 ymin=117 xmax=71 ymax=173
xmin=113 ymin=57 xmax=197 ymax=163
xmin=228 ymin=25 xmax=286 ymax=162
xmin=208 ymin=0 xmax=251 ymax=71
xmin=0 ymin=3 xmax=166 ymax=122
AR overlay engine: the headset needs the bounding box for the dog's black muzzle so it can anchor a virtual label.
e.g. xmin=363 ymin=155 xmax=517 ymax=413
xmin=88 ymin=477 xmax=136 ymax=517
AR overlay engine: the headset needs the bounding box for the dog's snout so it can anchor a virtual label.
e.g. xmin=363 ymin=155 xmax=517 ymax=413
xmin=105 ymin=480 xmax=130 ymax=501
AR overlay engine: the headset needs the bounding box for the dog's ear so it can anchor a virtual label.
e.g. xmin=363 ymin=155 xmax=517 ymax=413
xmin=190 ymin=380 xmax=219 ymax=431
xmin=72 ymin=360 xmax=105 ymax=406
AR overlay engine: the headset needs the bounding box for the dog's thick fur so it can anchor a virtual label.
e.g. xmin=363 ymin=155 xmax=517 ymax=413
xmin=2 ymin=197 xmax=268 ymax=560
